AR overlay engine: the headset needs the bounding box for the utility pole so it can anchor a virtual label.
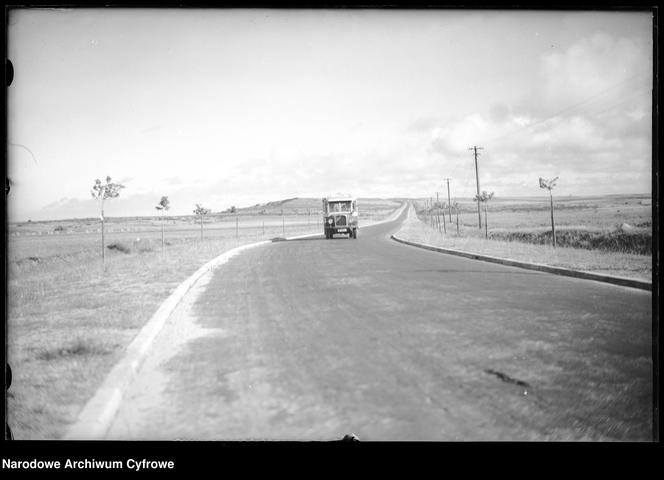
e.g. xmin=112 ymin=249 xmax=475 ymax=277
xmin=444 ymin=178 xmax=452 ymax=222
xmin=430 ymin=197 xmax=434 ymax=228
xmin=436 ymin=192 xmax=440 ymax=232
xmin=101 ymin=210 xmax=105 ymax=264
xmin=469 ymin=146 xmax=484 ymax=229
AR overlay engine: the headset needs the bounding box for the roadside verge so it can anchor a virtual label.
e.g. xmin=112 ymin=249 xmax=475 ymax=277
xmin=390 ymin=234 xmax=652 ymax=291
xmin=62 ymin=240 xmax=271 ymax=439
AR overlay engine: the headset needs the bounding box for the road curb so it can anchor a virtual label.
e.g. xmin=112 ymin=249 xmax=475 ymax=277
xmin=390 ymin=234 xmax=652 ymax=291
xmin=63 ymin=203 xmax=408 ymax=439
xmin=62 ymin=240 xmax=271 ymax=439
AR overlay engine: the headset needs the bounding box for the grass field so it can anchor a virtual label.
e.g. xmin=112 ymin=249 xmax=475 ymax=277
xmin=6 ymin=198 xmax=401 ymax=439
xmin=405 ymin=194 xmax=652 ymax=281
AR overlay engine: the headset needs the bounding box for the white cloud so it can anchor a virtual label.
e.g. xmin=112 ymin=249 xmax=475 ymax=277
xmin=424 ymin=30 xmax=652 ymax=198
xmin=540 ymin=33 xmax=650 ymax=109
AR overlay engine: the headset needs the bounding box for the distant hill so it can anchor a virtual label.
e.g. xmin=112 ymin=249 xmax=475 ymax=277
xmin=227 ymin=197 xmax=402 ymax=215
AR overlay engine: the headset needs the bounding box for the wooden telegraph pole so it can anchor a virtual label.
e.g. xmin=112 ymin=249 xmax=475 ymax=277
xmin=430 ymin=197 xmax=434 ymax=228
xmin=469 ymin=146 xmax=483 ymax=229
xmin=444 ymin=178 xmax=452 ymax=222
xmin=101 ymin=209 xmax=105 ymax=264
xmin=436 ymin=192 xmax=440 ymax=232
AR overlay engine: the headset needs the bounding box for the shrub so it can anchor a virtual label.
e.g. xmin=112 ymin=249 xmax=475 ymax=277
xmin=107 ymin=242 xmax=131 ymax=254
xmin=37 ymin=338 xmax=111 ymax=361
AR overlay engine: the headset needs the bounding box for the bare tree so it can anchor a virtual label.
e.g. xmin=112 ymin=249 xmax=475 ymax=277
xmin=474 ymin=191 xmax=494 ymax=239
xmin=194 ymin=203 xmax=211 ymax=240
xmin=91 ymin=176 xmax=125 ymax=263
xmin=539 ymin=177 xmax=559 ymax=248
xmin=155 ymin=196 xmax=170 ymax=250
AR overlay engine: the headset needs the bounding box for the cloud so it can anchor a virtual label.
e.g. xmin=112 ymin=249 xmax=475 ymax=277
xmin=429 ymin=114 xmax=493 ymax=158
xmin=425 ymin=31 xmax=651 ymax=197
xmin=43 ymin=197 xmax=78 ymax=210
xmin=165 ymin=176 xmax=185 ymax=186
xmin=539 ymin=33 xmax=650 ymax=110
xmin=405 ymin=116 xmax=438 ymax=133
xmin=488 ymin=103 xmax=511 ymax=124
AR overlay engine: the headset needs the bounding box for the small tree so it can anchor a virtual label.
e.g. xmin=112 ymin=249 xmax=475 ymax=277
xmin=474 ymin=191 xmax=494 ymax=239
xmin=539 ymin=177 xmax=559 ymax=248
xmin=194 ymin=203 xmax=210 ymax=240
xmin=91 ymin=176 xmax=125 ymax=263
xmin=155 ymin=196 xmax=170 ymax=250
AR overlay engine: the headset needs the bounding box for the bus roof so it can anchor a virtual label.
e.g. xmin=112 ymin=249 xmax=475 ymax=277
xmin=325 ymin=196 xmax=356 ymax=202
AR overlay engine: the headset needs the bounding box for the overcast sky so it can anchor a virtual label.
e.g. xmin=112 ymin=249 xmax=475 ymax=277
xmin=7 ymin=9 xmax=653 ymax=221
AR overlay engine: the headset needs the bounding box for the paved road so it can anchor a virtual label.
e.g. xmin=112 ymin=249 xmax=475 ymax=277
xmin=107 ymin=206 xmax=652 ymax=441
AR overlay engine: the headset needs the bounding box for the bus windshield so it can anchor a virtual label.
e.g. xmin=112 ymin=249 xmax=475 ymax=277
xmin=328 ymin=201 xmax=351 ymax=213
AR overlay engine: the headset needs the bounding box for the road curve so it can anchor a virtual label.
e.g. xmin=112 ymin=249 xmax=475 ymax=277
xmin=107 ymin=207 xmax=652 ymax=441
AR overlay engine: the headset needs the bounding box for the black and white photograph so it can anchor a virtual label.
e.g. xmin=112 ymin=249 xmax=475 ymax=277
xmin=4 ymin=6 xmax=656 ymax=445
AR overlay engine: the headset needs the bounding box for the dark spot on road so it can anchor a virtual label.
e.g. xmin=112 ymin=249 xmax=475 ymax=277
xmin=484 ymin=369 xmax=531 ymax=389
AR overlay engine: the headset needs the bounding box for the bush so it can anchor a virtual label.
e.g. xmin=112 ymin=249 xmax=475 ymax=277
xmin=37 ymin=338 xmax=110 ymax=361
xmin=106 ymin=239 xmax=156 ymax=254
xmin=107 ymin=242 xmax=131 ymax=254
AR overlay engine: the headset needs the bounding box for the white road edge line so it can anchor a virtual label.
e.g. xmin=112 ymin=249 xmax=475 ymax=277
xmin=62 ymin=202 xmax=407 ymax=440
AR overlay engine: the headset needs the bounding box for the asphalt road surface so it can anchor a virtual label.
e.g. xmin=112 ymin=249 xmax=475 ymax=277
xmin=107 ymin=206 xmax=652 ymax=441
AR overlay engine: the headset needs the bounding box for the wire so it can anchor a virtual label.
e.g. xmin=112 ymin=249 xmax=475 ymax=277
xmin=586 ymin=84 xmax=651 ymax=118
xmin=487 ymin=72 xmax=650 ymax=145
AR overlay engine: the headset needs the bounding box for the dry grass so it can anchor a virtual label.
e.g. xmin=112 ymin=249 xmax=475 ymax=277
xmin=7 ymin=205 xmax=399 ymax=439
xmin=401 ymin=204 xmax=652 ymax=281
xmin=487 ymin=228 xmax=651 ymax=255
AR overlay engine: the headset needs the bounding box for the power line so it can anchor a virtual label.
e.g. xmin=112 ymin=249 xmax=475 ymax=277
xmin=586 ymin=84 xmax=652 ymax=118
xmin=487 ymin=72 xmax=650 ymax=145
